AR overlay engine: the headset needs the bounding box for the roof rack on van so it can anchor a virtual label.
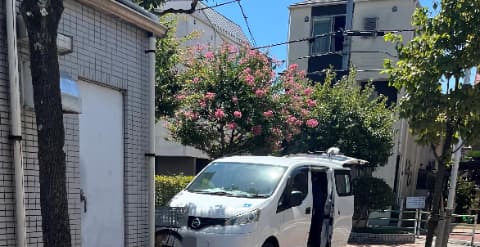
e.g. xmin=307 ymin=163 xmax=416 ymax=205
xmin=285 ymin=147 xmax=369 ymax=167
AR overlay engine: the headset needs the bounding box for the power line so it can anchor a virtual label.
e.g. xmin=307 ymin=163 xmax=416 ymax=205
xmin=236 ymin=0 xmax=257 ymax=46
xmin=307 ymin=68 xmax=384 ymax=75
xmin=295 ymin=50 xmax=397 ymax=60
xmin=196 ymin=0 xmax=238 ymax=11
xmin=251 ymin=29 xmax=415 ymax=50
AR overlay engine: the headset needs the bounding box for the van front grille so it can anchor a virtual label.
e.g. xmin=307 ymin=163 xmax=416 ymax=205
xmin=187 ymin=216 xmax=226 ymax=230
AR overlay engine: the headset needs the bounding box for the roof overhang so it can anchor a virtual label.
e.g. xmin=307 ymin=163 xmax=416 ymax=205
xmin=77 ymin=0 xmax=167 ymax=37
xmin=289 ymin=0 xmax=347 ymax=9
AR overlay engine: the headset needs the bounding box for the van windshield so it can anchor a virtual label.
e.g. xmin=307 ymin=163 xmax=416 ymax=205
xmin=187 ymin=162 xmax=287 ymax=198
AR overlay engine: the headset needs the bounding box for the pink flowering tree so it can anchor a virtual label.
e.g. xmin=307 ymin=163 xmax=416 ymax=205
xmin=168 ymin=44 xmax=317 ymax=158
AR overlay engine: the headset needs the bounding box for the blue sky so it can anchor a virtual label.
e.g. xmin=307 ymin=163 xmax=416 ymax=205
xmin=212 ymin=0 xmax=435 ymax=70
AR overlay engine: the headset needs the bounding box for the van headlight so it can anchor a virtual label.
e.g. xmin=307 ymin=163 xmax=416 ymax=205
xmin=225 ymin=209 xmax=260 ymax=226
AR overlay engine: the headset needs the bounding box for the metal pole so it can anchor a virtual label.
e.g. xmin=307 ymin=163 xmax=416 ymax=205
xmin=472 ymin=215 xmax=477 ymax=246
xmin=437 ymin=138 xmax=463 ymax=247
xmin=447 ymin=138 xmax=462 ymax=208
xmin=414 ymin=209 xmax=418 ymax=236
xmin=343 ymin=0 xmax=354 ymax=70
xmin=398 ymin=199 xmax=404 ymax=228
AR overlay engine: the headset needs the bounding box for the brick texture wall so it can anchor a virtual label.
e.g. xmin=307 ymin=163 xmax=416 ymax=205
xmin=0 ymin=0 xmax=152 ymax=246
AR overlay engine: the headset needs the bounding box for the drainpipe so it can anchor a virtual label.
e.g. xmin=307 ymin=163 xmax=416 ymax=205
xmin=147 ymin=34 xmax=156 ymax=247
xmin=6 ymin=0 xmax=26 ymax=247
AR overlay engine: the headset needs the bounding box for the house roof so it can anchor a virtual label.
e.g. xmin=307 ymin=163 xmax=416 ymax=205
xmin=78 ymin=0 xmax=167 ymax=37
xmin=290 ymin=0 xmax=347 ymax=8
xmin=197 ymin=2 xmax=249 ymax=44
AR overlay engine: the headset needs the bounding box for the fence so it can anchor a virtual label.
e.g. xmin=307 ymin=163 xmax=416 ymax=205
xmin=367 ymin=210 xmax=478 ymax=246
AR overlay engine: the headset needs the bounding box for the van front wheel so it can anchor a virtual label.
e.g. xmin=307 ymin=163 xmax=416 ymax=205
xmin=261 ymin=241 xmax=276 ymax=247
xmin=155 ymin=230 xmax=183 ymax=247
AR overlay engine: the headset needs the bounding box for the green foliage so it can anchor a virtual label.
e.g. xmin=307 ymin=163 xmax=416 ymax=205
xmin=285 ymin=70 xmax=395 ymax=167
xmin=154 ymin=15 xmax=199 ymax=118
xmin=155 ymin=175 xmax=194 ymax=207
xmin=466 ymin=150 xmax=480 ymax=159
xmin=134 ymin=0 xmax=166 ymax=11
xmin=352 ymin=177 xmax=394 ymax=220
xmin=169 ymin=45 xmax=316 ymax=158
xmin=455 ymin=177 xmax=476 ymax=214
xmin=384 ymin=0 xmax=480 ymax=152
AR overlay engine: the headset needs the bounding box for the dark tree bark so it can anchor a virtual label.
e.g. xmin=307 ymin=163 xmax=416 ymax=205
xmin=424 ymin=123 xmax=454 ymax=247
xmin=20 ymin=1 xmax=71 ymax=246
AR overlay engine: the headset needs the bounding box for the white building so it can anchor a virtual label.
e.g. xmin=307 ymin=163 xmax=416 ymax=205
xmin=288 ymin=0 xmax=436 ymax=203
xmin=155 ymin=1 xmax=250 ymax=175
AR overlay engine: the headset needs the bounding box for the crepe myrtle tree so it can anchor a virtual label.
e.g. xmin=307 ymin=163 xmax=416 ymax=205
xmin=384 ymin=0 xmax=480 ymax=246
xmin=168 ymin=44 xmax=318 ymax=158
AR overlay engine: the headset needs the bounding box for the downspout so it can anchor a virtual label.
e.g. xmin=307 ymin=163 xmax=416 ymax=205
xmin=147 ymin=34 xmax=156 ymax=247
xmin=6 ymin=0 xmax=26 ymax=247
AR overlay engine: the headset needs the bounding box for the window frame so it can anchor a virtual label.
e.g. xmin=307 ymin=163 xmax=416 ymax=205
xmin=310 ymin=14 xmax=346 ymax=55
xmin=334 ymin=170 xmax=352 ymax=197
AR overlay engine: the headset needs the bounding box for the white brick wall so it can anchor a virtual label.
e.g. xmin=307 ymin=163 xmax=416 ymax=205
xmin=0 ymin=0 xmax=153 ymax=246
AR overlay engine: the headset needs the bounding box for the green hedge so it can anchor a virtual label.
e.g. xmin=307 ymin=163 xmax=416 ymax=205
xmin=155 ymin=175 xmax=194 ymax=207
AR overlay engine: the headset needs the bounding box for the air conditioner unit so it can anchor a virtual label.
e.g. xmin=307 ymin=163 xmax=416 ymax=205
xmin=19 ymin=61 xmax=82 ymax=114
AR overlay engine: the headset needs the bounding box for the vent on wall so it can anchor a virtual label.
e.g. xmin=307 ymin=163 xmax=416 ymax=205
xmin=364 ymin=17 xmax=378 ymax=31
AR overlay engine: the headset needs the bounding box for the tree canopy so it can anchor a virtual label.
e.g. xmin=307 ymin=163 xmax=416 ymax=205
xmin=383 ymin=0 xmax=480 ymax=245
xmin=168 ymin=44 xmax=316 ymax=158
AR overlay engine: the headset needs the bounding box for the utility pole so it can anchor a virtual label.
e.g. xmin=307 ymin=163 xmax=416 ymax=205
xmin=436 ymin=137 xmax=462 ymax=247
xmin=343 ymin=0 xmax=354 ymax=71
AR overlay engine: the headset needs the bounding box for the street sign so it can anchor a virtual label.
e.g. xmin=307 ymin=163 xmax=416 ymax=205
xmin=406 ymin=196 xmax=426 ymax=209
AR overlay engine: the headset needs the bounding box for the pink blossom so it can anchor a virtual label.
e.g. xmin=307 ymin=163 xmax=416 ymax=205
xmin=199 ymin=100 xmax=207 ymax=108
xmin=214 ymin=109 xmax=225 ymax=119
xmin=204 ymin=51 xmax=214 ymax=59
xmin=233 ymin=111 xmax=242 ymax=119
xmin=205 ymin=92 xmax=216 ymax=100
xmin=286 ymin=115 xmax=298 ymax=124
xmin=295 ymin=120 xmax=303 ymax=126
xmin=245 ymin=74 xmax=255 ymax=85
xmin=252 ymin=125 xmax=262 ymax=136
xmin=184 ymin=111 xmax=198 ymax=120
xmin=301 ymin=109 xmax=311 ymax=116
xmin=304 ymin=88 xmax=313 ymax=96
xmin=255 ymin=89 xmax=266 ymax=97
xmin=306 ymin=119 xmax=319 ymax=128
xmin=271 ymin=127 xmax=282 ymax=136
xmin=307 ymin=99 xmax=317 ymax=107
xmin=228 ymin=45 xmax=237 ymax=54
xmin=175 ymin=94 xmax=186 ymax=100
xmin=232 ymin=96 xmax=239 ymax=104
xmin=248 ymin=50 xmax=257 ymax=57
xmin=289 ymin=64 xmax=299 ymax=70
xmin=193 ymin=77 xmax=200 ymax=83
xmin=228 ymin=122 xmax=237 ymax=130
xmin=263 ymin=110 xmax=274 ymax=118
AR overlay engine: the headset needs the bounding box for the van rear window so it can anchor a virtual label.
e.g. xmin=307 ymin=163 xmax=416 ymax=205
xmin=334 ymin=171 xmax=352 ymax=196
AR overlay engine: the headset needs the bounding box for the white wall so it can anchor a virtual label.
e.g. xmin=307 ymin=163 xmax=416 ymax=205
xmin=287 ymin=6 xmax=311 ymax=71
xmin=350 ymin=0 xmax=416 ymax=81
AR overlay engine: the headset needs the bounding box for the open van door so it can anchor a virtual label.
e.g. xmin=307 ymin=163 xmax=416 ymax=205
xmin=331 ymin=170 xmax=354 ymax=246
xmin=276 ymin=167 xmax=313 ymax=247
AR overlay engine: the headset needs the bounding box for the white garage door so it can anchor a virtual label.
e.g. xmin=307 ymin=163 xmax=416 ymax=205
xmin=79 ymin=81 xmax=124 ymax=247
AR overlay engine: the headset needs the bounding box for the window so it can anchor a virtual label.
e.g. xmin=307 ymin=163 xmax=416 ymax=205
xmin=311 ymin=16 xmax=345 ymax=55
xmin=277 ymin=167 xmax=308 ymax=212
xmin=187 ymin=162 xmax=287 ymax=198
xmin=334 ymin=171 xmax=352 ymax=196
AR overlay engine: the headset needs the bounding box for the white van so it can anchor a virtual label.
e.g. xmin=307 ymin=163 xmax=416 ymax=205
xmin=156 ymin=153 xmax=362 ymax=247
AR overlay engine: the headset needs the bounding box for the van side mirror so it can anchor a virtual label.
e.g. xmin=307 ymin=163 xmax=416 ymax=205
xmin=290 ymin=190 xmax=304 ymax=207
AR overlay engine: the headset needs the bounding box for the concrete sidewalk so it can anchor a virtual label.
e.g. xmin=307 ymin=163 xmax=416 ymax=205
xmin=347 ymin=236 xmax=470 ymax=247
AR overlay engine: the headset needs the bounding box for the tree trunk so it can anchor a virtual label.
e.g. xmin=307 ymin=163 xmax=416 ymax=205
xmin=424 ymin=125 xmax=454 ymax=247
xmin=20 ymin=1 xmax=71 ymax=246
